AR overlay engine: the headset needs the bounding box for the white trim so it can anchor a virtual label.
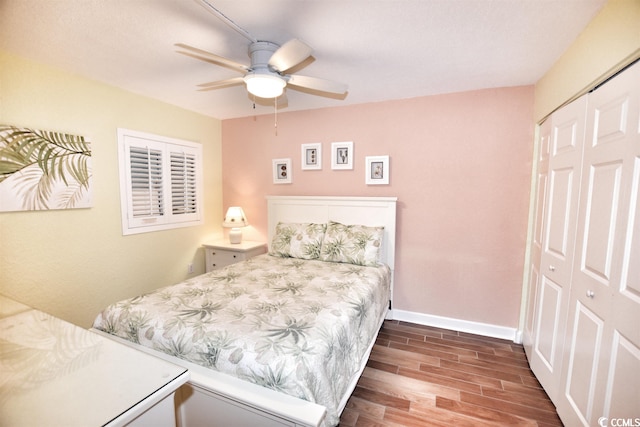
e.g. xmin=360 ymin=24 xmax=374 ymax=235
xmin=393 ymin=309 xmax=519 ymax=342
xmin=514 ymin=330 xmax=524 ymax=344
xmin=117 ymin=128 xmax=204 ymax=235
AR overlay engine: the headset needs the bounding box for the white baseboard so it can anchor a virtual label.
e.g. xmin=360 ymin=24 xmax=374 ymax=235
xmin=391 ymin=309 xmax=519 ymax=342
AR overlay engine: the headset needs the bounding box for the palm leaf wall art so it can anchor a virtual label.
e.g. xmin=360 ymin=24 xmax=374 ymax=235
xmin=0 ymin=124 xmax=92 ymax=211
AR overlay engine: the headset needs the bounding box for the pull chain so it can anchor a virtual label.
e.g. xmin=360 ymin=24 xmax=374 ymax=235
xmin=274 ymin=96 xmax=278 ymax=136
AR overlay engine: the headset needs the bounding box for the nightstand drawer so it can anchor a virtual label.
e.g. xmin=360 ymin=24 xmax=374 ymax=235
xmin=206 ymin=249 xmax=245 ymax=270
xmin=202 ymin=241 xmax=267 ymax=272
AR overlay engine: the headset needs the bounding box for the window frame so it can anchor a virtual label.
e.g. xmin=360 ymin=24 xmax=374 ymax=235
xmin=117 ymin=128 xmax=204 ymax=235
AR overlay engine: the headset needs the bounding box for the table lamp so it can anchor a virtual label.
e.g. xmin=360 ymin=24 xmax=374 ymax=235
xmin=223 ymin=206 xmax=249 ymax=244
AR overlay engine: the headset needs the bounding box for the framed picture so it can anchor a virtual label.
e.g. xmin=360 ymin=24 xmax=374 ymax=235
xmin=365 ymin=155 xmax=389 ymax=185
xmin=331 ymin=141 xmax=353 ymax=170
xmin=301 ymin=143 xmax=322 ymax=170
xmin=272 ymin=158 xmax=292 ymax=184
xmin=0 ymin=124 xmax=93 ymax=212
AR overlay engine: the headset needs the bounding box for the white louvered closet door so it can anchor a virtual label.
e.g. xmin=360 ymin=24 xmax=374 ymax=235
xmin=556 ymin=60 xmax=640 ymax=427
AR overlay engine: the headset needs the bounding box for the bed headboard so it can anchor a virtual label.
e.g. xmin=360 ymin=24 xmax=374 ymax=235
xmin=266 ymin=196 xmax=397 ymax=270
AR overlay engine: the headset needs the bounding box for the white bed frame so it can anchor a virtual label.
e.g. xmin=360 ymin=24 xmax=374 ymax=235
xmin=93 ymin=196 xmax=397 ymax=427
xmin=266 ymin=195 xmax=397 ymax=316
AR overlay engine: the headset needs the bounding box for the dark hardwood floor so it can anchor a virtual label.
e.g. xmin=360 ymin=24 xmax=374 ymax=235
xmin=339 ymin=320 xmax=563 ymax=426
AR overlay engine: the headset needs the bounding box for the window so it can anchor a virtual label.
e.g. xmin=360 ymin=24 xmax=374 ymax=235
xmin=117 ymin=128 xmax=203 ymax=235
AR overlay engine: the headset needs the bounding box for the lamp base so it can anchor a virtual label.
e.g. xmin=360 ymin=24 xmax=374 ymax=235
xmin=229 ymin=228 xmax=242 ymax=244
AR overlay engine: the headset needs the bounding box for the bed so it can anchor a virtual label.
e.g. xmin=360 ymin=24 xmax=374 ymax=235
xmin=92 ymin=196 xmax=397 ymax=427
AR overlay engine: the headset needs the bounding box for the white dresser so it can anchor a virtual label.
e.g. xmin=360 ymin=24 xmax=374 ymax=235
xmin=0 ymin=295 xmax=189 ymax=427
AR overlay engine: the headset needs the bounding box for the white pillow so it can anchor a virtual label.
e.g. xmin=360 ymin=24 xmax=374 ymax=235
xmin=269 ymin=222 xmax=327 ymax=259
xmin=320 ymin=221 xmax=384 ymax=266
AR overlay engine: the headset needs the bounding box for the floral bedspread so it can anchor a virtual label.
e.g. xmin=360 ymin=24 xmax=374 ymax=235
xmin=92 ymin=254 xmax=391 ymax=426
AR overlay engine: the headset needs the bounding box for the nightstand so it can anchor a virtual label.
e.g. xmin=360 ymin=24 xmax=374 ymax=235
xmin=203 ymin=240 xmax=267 ymax=272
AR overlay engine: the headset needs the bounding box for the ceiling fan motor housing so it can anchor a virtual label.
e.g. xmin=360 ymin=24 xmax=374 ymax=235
xmin=249 ymin=41 xmax=280 ymax=73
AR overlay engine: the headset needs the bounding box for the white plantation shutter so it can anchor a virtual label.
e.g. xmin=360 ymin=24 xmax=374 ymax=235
xmin=170 ymin=150 xmax=197 ymax=216
xmin=130 ymin=146 xmax=164 ymax=218
xmin=118 ymin=129 xmax=203 ymax=235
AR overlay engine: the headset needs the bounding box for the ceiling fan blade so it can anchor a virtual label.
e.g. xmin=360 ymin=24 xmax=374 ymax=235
xmin=175 ymin=43 xmax=248 ymax=73
xmin=197 ymin=77 xmax=245 ymax=91
xmin=287 ymin=75 xmax=348 ymax=95
xmin=268 ymin=39 xmax=313 ymax=72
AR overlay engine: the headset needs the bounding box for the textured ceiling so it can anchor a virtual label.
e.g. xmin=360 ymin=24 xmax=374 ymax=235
xmin=0 ymin=0 xmax=607 ymax=120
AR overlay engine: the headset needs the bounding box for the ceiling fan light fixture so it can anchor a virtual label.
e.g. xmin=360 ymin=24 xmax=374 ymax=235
xmin=244 ymin=72 xmax=286 ymax=98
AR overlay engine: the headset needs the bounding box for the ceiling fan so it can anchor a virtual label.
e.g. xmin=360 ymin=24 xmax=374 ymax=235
xmin=176 ymin=1 xmax=348 ymax=100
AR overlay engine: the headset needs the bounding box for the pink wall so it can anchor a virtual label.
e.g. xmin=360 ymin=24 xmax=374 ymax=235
xmin=222 ymin=86 xmax=534 ymax=329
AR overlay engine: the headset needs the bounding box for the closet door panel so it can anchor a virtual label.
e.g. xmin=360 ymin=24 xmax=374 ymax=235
xmin=580 ymin=161 xmax=623 ymax=288
xmin=524 ymin=267 xmax=539 ymax=350
xmin=599 ymin=63 xmax=640 ymax=422
xmin=524 ymin=121 xmax=551 ymax=351
xmin=534 ymin=172 xmax=549 ymax=250
xmin=535 ymin=127 xmax=551 ymax=251
xmin=559 ymin=60 xmax=640 ymax=426
xmin=546 ymin=167 xmax=575 ymax=260
xmin=602 ymin=331 xmax=640 ymax=421
xmin=530 ymin=96 xmax=587 ymax=401
xmin=534 ymin=277 xmax=562 ymax=367
xmin=618 ymin=157 xmax=640 ymax=307
xmin=562 ymin=301 xmax=605 ymax=425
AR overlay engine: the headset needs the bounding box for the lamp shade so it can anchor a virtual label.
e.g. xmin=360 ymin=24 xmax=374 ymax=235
xmin=244 ymin=72 xmax=286 ymax=98
xmin=223 ymin=207 xmax=249 ymax=228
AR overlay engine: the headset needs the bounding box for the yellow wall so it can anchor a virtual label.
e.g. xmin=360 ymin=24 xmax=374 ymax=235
xmin=534 ymin=0 xmax=640 ymax=122
xmin=0 ymin=51 xmax=223 ymax=327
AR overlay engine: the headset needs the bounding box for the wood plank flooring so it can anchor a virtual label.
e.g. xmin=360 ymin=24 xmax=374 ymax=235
xmin=339 ymin=320 xmax=563 ymax=426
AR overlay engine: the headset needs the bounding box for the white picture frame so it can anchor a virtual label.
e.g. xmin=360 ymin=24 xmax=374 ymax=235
xmin=301 ymin=143 xmax=322 ymax=170
xmin=365 ymin=155 xmax=389 ymax=185
xmin=331 ymin=141 xmax=353 ymax=170
xmin=272 ymin=158 xmax=292 ymax=184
